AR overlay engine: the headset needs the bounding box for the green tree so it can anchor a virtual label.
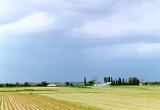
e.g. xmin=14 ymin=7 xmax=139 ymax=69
xmin=24 ymin=82 xmax=30 ymax=87
xmin=65 ymin=82 xmax=70 ymax=86
xmin=128 ymin=77 xmax=140 ymax=85
xmin=88 ymin=80 xmax=95 ymax=86
xmin=41 ymin=81 xmax=48 ymax=86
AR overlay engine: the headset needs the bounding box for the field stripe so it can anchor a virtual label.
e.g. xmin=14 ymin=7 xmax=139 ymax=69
xmin=0 ymin=93 xmax=96 ymax=110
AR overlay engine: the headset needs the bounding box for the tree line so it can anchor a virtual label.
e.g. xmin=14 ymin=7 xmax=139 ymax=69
xmin=143 ymin=81 xmax=160 ymax=85
xmin=0 ymin=81 xmax=48 ymax=87
xmin=83 ymin=76 xmax=140 ymax=86
xmin=0 ymin=76 xmax=143 ymax=87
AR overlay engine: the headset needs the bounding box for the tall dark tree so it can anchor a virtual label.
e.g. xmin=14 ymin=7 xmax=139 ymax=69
xmin=65 ymin=82 xmax=70 ymax=86
xmin=104 ymin=77 xmax=107 ymax=83
xmin=116 ymin=80 xmax=118 ymax=85
xmin=118 ymin=78 xmax=122 ymax=85
xmin=111 ymin=80 xmax=115 ymax=85
xmin=84 ymin=77 xmax=87 ymax=86
xmin=122 ymin=78 xmax=125 ymax=85
xmin=108 ymin=77 xmax=111 ymax=82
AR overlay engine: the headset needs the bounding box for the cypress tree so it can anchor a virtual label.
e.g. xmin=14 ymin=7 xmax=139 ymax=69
xmin=122 ymin=78 xmax=125 ymax=85
xmin=84 ymin=77 xmax=87 ymax=86
xmin=104 ymin=77 xmax=107 ymax=83
xmin=108 ymin=77 xmax=111 ymax=82
xmin=118 ymin=78 xmax=122 ymax=85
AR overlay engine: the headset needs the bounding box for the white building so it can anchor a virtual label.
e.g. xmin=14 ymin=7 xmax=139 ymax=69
xmin=94 ymin=82 xmax=111 ymax=87
xmin=47 ymin=84 xmax=57 ymax=87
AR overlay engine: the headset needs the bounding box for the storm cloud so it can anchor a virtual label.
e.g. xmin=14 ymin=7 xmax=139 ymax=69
xmin=0 ymin=0 xmax=160 ymax=82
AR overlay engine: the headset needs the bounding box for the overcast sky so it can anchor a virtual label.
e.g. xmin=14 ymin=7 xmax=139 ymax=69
xmin=0 ymin=0 xmax=160 ymax=82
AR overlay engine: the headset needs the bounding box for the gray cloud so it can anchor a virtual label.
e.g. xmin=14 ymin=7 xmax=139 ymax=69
xmin=0 ymin=0 xmax=160 ymax=82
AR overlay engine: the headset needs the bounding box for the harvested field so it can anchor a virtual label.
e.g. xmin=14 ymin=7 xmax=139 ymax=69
xmin=0 ymin=93 xmax=98 ymax=110
xmin=40 ymin=86 xmax=160 ymax=110
xmin=0 ymin=86 xmax=160 ymax=110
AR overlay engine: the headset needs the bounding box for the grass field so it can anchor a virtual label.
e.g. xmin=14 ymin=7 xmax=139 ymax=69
xmin=0 ymin=86 xmax=159 ymax=110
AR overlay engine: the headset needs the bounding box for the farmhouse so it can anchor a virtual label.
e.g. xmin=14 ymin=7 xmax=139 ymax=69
xmin=47 ymin=83 xmax=57 ymax=87
xmin=94 ymin=82 xmax=111 ymax=87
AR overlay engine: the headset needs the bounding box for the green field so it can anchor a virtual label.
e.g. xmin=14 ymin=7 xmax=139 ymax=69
xmin=0 ymin=86 xmax=160 ymax=110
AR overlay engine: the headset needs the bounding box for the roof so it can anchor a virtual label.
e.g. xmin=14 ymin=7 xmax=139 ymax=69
xmin=47 ymin=84 xmax=56 ymax=87
xmin=94 ymin=82 xmax=111 ymax=87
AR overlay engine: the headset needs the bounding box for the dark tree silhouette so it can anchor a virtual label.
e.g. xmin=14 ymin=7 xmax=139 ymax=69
xmin=70 ymin=83 xmax=74 ymax=86
xmin=104 ymin=77 xmax=107 ymax=83
xmin=108 ymin=77 xmax=111 ymax=82
xmin=41 ymin=81 xmax=48 ymax=86
xmin=88 ymin=80 xmax=95 ymax=86
xmin=118 ymin=78 xmax=122 ymax=85
xmin=122 ymin=78 xmax=125 ymax=85
xmin=65 ymin=82 xmax=70 ymax=86
xmin=84 ymin=77 xmax=87 ymax=86
xmin=128 ymin=77 xmax=139 ymax=85
xmin=24 ymin=82 xmax=30 ymax=87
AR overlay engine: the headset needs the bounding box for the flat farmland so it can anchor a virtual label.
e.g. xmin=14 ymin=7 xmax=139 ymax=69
xmin=39 ymin=86 xmax=160 ymax=110
xmin=0 ymin=93 xmax=98 ymax=110
xmin=0 ymin=86 xmax=160 ymax=110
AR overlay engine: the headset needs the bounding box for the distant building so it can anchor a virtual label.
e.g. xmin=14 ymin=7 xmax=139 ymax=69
xmin=47 ymin=84 xmax=57 ymax=87
xmin=94 ymin=82 xmax=111 ymax=87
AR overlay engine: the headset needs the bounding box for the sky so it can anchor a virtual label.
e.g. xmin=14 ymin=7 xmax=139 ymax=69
xmin=0 ymin=0 xmax=160 ymax=83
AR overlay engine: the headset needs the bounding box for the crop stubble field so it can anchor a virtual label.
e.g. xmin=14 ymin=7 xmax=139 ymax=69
xmin=0 ymin=93 xmax=97 ymax=110
xmin=40 ymin=86 xmax=160 ymax=110
xmin=0 ymin=86 xmax=159 ymax=110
